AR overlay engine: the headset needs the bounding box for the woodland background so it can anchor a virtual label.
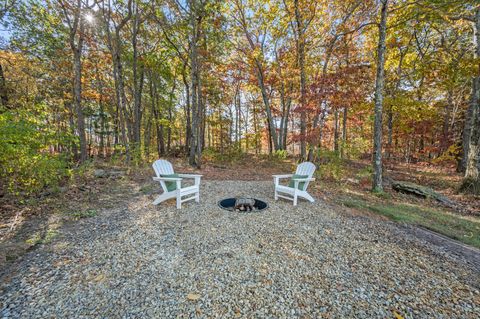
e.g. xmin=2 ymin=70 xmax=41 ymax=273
xmin=0 ymin=0 xmax=479 ymax=197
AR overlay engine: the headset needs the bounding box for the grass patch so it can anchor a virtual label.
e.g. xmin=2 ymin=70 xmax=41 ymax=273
xmin=139 ymin=184 xmax=155 ymax=194
xmin=342 ymin=198 xmax=480 ymax=248
xmin=372 ymin=190 xmax=392 ymax=199
xmin=69 ymin=209 xmax=97 ymax=220
xmin=26 ymin=229 xmax=59 ymax=246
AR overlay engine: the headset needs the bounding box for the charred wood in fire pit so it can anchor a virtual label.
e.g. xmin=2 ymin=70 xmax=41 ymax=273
xmin=234 ymin=197 xmax=256 ymax=212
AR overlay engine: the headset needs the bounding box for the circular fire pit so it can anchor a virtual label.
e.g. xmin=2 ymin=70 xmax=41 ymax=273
xmin=218 ymin=197 xmax=268 ymax=212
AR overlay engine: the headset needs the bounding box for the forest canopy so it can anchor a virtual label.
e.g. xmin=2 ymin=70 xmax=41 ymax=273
xmin=0 ymin=0 xmax=479 ymax=195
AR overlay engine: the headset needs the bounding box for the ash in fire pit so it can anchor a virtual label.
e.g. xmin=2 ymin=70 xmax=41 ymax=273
xmin=218 ymin=197 xmax=268 ymax=212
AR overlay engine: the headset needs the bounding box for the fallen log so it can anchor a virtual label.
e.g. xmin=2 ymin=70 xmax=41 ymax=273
xmin=391 ymin=180 xmax=454 ymax=207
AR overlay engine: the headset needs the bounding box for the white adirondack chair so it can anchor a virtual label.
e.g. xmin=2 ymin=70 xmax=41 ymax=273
xmin=152 ymin=159 xmax=202 ymax=209
xmin=273 ymin=162 xmax=316 ymax=206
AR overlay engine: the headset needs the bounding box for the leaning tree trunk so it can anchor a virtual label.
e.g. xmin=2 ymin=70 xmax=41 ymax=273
xmin=372 ymin=0 xmax=389 ymax=192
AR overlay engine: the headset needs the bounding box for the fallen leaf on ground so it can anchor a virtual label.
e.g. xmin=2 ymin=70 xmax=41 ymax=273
xmin=187 ymin=293 xmax=201 ymax=301
xmin=392 ymin=310 xmax=404 ymax=319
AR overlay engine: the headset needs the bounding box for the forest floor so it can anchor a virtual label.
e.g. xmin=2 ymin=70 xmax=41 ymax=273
xmin=0 ymin=156 xmax=479 ymax=317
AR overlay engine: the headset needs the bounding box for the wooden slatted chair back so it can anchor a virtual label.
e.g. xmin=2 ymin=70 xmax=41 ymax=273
xmin=153 ymin=159 xmax=175 ymax=177
xmin=152 ymin=160 xmax=175 ymax=193
xmin=295 ymin=162 xmax=316 ymax=190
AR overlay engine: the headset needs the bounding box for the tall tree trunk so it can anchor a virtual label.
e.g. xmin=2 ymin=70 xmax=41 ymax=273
xmin=235 ymin=85 xmax=240 ymax=144
xmin=99 ymin=88 xmax=106 ymax=158
xmin=188 ymin=0 xmax=202 ymax=167
xmin=72 ymin=41 xmax=87 ymax=163
xmin=144 ymin=115 xmax=152 ymax=157
xmin=283 ymin=89 xmax=292 ymax=150
xmin=229 ymin=105 xmax=234 ymax=144
xmin=182 ymin=67 xmax=191 ymax=154
xmin=275 ymin=48 xmax=293 ymax=150
xmin=386 ymin=106 xmax=393 ymax=159
xmin=441 ymin=90 xmax=453 ymax=153
xmin=267 ymin=117 xmax=273 ymax=155
xmin=132 ymin=4 xmax=144 ymax=156
xmin=244 ymin=100 xmax=249 ymax=152
xmin=65 ymin=101 xmax=78 ymax=159
xmin=95 ymin=62 xmax=106 ymax=158
xmin=236 ymin=0 xmax=279 ymax=151
xmin=62 ymin=0 xmax=88 ymax=163
xmin=167 ymin=77 xmax=176 ymax=153
xmin=255 ymin=63 xmax=279 ymax=151
xmin=460 ymin=97 xmax=475 ymax=172
xmin=114 ymin=53 xmax=130 ymax=162
xmin=0 ymin=63 xmax=8 ymax=108
xmin=334 ymin=109 xmax=340 ymax=153
xmin=294 ymin=0 xmax=307 ymax=159
xmin=199 ymin=31 xmax=208 ymax=155
xmin=150 ymin=73 xmax=163 ymax=157
xmin=372 ymin=0 xmax=389 ymax=192
xmin=462 ymin=6 xmax=480 ymax=192
xmin=101 ymin=0 xmax=132 ymax=162
xmin=341 ymin=107 xmax=347 ymax=158
xmin=253 ymin=103 xmax=259 ymax=154
xmin=307 ymin=44 xmax=334 ymax=161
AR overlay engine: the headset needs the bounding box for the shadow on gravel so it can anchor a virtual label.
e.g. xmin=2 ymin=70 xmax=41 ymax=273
xmin=0 ymin=177 xmax=148 ymax=283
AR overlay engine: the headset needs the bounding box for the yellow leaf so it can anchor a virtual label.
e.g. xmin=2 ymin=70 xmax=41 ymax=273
xmin=393 ymin=310 xmax=404 ymax=319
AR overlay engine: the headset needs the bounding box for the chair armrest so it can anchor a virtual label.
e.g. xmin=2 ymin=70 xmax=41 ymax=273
xmin=153 ymin=177 xmax=182 ymax=181
xmin=272 ymin=174 xmax=294 ymax=179
xmin=291 ymin=177 xmax=315 ymax=182
xmin=177 ymin=174 xmax=203 ymax=178
xmin=178 ymin=174 xmax=202 ymax=187
xmin=273 ymin=174 xmax=293 ymax=187
xmin=292 ymin=177 xmax=315 ymax=190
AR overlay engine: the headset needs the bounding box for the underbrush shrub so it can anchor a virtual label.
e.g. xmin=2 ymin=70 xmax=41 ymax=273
xmin=271 ymin=149 xmax=288 ymax=160
xmin=203 ymin=145 xmax=246 ymax=164
xmin=0 ymin=111 xmax=70 ymax=196
xmin=341 ymin=137 xmax=370 ymax=160
xmin=316 ymin=149 xmax=346 ymax=181
xmin=432 ymin=144 xmax=461 ymax=166
xmin=356 ymin=165 xmax=373 ymax=185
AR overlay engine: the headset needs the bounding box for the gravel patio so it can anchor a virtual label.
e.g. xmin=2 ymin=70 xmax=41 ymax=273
xmin=1 ymin=180 xmax=479 ymax=318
